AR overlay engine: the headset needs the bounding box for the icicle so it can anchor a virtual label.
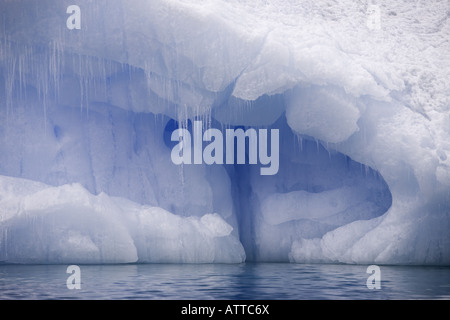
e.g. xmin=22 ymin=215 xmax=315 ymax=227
xmin=3 ymin=228 xmax=7 ymax=261
xmin=324 ymin=141 xmax=331 ymax=159
xmin=5 ymin=53 xmax=16 ymax=122
xmin=49 ymin=40 xmax=63 ymax=102
xmin=298 ymin=134 xmax=303 ymax=152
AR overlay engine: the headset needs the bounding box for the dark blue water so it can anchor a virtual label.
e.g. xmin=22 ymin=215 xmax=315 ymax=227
xmin=0 ymin=263 xmax=449 ymax=300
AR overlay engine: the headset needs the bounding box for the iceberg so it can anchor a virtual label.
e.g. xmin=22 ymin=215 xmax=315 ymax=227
xmin=0 ymin=0 xmax=449 ymax=264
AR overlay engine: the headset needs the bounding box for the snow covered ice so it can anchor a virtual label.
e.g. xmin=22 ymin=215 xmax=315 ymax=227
xmin=0 ymin=0 xmax=449 ymax=265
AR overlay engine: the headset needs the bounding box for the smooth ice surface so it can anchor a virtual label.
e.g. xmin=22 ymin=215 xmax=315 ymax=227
xmin=0 ymin=0 xmax=449 ymax=264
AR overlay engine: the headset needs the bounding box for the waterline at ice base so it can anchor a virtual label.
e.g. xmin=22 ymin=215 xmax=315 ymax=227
xmin=0 ymin=0 xmax=449 ymax=265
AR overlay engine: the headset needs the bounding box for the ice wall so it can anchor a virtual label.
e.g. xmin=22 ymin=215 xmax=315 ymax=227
xmin=0 ymin=0 xmax=449 ymax=264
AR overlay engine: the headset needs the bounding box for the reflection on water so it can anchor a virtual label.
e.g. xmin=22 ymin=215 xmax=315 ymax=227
xmin=0 ymin=263 xmax=449 ymax=300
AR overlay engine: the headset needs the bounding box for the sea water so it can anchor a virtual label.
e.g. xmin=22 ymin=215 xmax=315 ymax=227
xmin=1 ymin=263 xmax=449 ymax=300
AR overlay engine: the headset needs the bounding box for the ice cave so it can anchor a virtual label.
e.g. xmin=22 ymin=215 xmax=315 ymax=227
xmin=0 ymin=0 xmax=449 ymax=265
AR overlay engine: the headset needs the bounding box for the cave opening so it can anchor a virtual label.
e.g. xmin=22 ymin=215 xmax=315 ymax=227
xmin=164 ymin=113 xmax=393 ymax=261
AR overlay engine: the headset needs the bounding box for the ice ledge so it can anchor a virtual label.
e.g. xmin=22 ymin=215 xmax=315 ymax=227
xmin=0 ymin=175 xmax=245 ymax=264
